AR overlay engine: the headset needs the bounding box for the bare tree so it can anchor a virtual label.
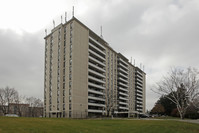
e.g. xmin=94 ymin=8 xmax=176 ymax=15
xmin=153 ymin=67 xmax=199 ymax=119
xmin=0 ymin=88 xmax=6 ymax=115
xmin=0 ymin=87 xmax=18 ymax=115
xmin=26 ymin=97 xmax=43 ymax=117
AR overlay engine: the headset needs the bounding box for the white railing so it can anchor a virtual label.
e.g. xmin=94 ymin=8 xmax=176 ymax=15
xmin=118 ymin=58 xmax=128 ymax=66
xmin=119 ymin=92 xmax=129 ymax=97
xmin=88 ymin=89 xmax=104 ymax=95
xmin=88 ymin=96 xmax=105 ymax=101
xmin=89 ymin=36 xmax=106 ymax=50
xmin=118 ymin=68 xmax=128 ymax=76
xmin=89 ymin=56 xmax=105 ymax=67
xmin=119 ymin=96 xmax=129 ymax=101
xmin=89 ymin=49 xmax=105 ymax=61
xmin=88 ymin=109 xmax=103 ymax=113
xmin=88 ymin=76 xmax=105 ymax=84
xmin=88 ymin=103 xmax=105 ymax=107
xmin=89 ymin=43 xmax=106 ymax=56
xmin=88 ymin=82 xmax=105 ymax=90
xmin=88 ymin=69 xmax=106 ymax=78
xmin=89 ymin=62 xmax=105 ymax=73
xmin=118 ymin=87 xmax=129 ymax=92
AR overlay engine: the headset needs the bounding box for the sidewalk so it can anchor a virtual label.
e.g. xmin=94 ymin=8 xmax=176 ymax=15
xmin=179 ymin=119 xmax=199 ymax=124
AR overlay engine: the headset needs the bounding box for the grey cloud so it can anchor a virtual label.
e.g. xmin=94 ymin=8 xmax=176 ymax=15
xmin=0 ymin=29 xmax=44 ymax=99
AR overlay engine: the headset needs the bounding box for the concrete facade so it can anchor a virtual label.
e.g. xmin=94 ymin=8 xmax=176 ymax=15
xmin=44 ymin=17 xmax=146 ymax=118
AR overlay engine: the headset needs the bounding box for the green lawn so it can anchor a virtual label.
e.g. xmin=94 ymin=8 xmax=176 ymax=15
xmin=0 ymin=117 xmax=198 ymax=133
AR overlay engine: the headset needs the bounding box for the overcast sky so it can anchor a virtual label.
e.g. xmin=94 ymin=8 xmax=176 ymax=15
xmin=0 ymin=0 xmax=199 ymax=110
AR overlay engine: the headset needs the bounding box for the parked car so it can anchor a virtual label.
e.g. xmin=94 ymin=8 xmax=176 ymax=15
xmin=5 ymin=114 xmax=19 ymax=117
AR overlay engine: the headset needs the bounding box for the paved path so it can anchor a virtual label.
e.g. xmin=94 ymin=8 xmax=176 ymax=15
xmin=179 ymin=119 xmax=199 ymax=124
xmin=126 ymin=118 xmax=199 ymax=124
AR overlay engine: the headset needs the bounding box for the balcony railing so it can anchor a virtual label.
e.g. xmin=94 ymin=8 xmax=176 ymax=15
xmin=88 ymin=109 xmax=103 ymax=113
xmin=119 ymin=92 xmax=129 ymax=97
xmin=89 ymin=43 xmax=106 ymax=56
xmin=118 ymin=68 xmax=128 ymax=76
xmin=88 ymin=102 xmax=105 ymax=107
xmin=89 ymin=62 xmax=105 ymax=73
xmin=88 ymin=69 xmax=106 ymax=78
xmin=118 ymin=87 xmax=128 ymax=92
xmin=88 ymin=82 xmax=105 ymax=90
xmin=118 ymin=72 xmax=128 ymax=79
xmin=119 ymin=62 xmax=128 ymax=71
xmin=135 ymin=74 xmax=143 ymax=80
xmin=89 ymin=56 xmax=105 ymax=67
xmin=88 ymin=89 xmax=104 ymax=95
xmin=88 ymin=75 xmax=105 ymax=84
xmin=119 ymin=96 xmax=128 ymax=101
xmin=89 ymin=36 xmax=106 ymax=50
xmin=119 ymin=106 xmax=129 ymax=110
xmin=119 ymin=101 xmax=128 ymax=105
xmin=88 ymin=96 xmax=105 ymax=101
xmin=89 ymin=49 xmax=105 ymax=62
xmin=118 ymin=77 xmax=128 ymax=84
xmin=118 ymin=82 xmax=128 ymax=88
xmin=118 ymin=58 xmax=128 ymax=66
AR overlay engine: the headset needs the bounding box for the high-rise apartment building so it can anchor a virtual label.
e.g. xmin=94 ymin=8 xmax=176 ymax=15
xmin=44 ymin=17 xmax=146 ymax=118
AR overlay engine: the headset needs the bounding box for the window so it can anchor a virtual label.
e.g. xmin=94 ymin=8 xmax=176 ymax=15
xmin=63 ymin=104 xmax=65 ymax=110
xmin=69 ymin=104 xmax=71 ymax=110
xmin=69 ymin=96 xmax=72 ymax=102
xmin=69 ymin=74 xmax=72 ymax=80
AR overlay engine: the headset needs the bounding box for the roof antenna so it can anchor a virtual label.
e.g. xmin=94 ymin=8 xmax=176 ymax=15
xmin=65 ymin=12 xmax=67 ymax=23
xmin=72 ymin=6 xmax=74 ymax=17
xmin=100 ymin=26 xmax=103 ymax=38
xmin=140 ymin=63 xmax=142 ymax=69
xmin=61 ymin=15 xmax=63 ymax=24
xmin=45 ymin=29 xmax=47 ymax=36
xmin=53 ymin=20 xmax=55 ymax=28
xmin=130 ymin=57 xmax=132 ymax=64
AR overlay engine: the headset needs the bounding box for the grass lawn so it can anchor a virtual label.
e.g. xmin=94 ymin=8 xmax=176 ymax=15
xmin=0 ymin=117 xmax=199 ymax=133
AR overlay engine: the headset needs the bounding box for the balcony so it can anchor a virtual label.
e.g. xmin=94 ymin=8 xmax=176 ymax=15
xmin=89 ymin=56 xmax=105 ymax=67
xmin=119 ymin=106 xmax=129 ymax=110
xmin=119 ymin=96 xmax=128 ymax=101
xmin=136 ymin=74 xmax=143 ymax=80
xmin=118 ymin=68 xmax=128 ymax=76
xmin=89 ymin=36 xmax=105 ymax=50
xmin=119 ymin=92 xmax=129 ymax=97
xmin=119 ymin=101 xmax=128 ymax=106
xmin=119 ymin=62 xmax=128 ymax=71
xmin=136 ymin=85 xmax=143 ymax=90
xmin=88 ymin=102 xmax=105 ymax=107
xmin=136 ymin=70 xmax=143 ymax=76
xmin=118 ymin=82 xmax=128 ymax=88
xmin=118 ymin=77 xmax=128 ymax=84
xmin=136 ymin=82 xmax=143 ymax=87
xmin=88 ymin=76 xmax=105 ymax=84
xmin=118 ymin=87 xmax=128 ymax=92
xmin=136 ymin=89 xmax=143 ymax=94
xmin=88 ymin=69 xmax=105 ymax=79
xmin=89 ymin=49 xmax=105 ymax=62
xmin=89 ymin=43 xmax=106 ymax=56
xmin=88 ymin=82 xmax=105 ymax=90
xmin=136 ymin=78 xmax=143 ymax=83
xmin=118 ymin=72 xmax=128 ymax=79
xmin=89 ymin=62 xmax=105 ymax=73
xmin=88 ymin=89 xmax=104 ymax=95
xmin=136 ymin=93 xmax=143 ymax=98
xmin=88 ymin=96 xmax=105 ymax=101
xmin=118 ymin=58 xmax=128 ymax=66
xmin=88 ymin=109 xmax=103 ymax=113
